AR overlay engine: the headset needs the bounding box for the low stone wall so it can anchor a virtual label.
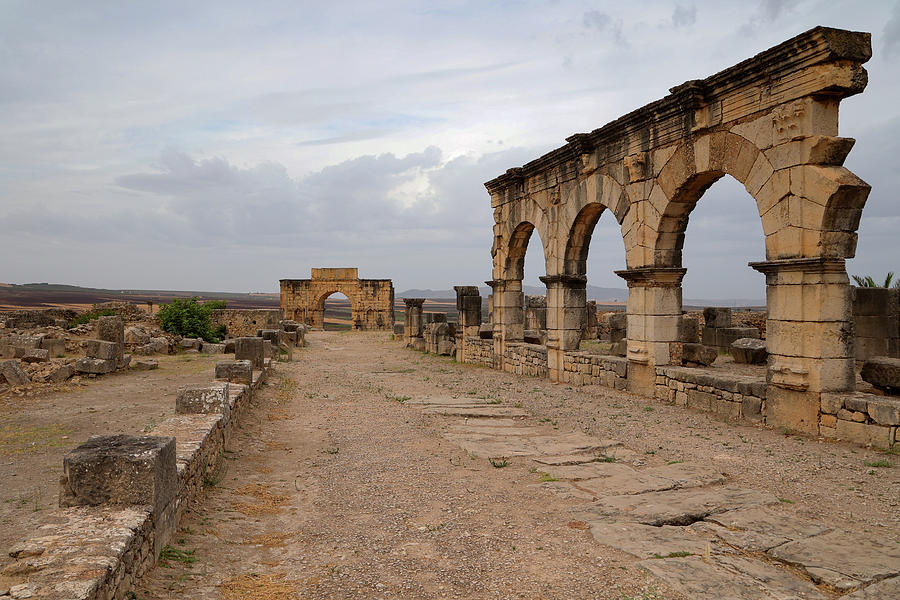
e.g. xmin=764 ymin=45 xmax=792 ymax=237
xmin=562 ymin=351 xmax=627 ymax=389
xmin=463 ymin=337 xmax=493 ymax=367
xmin=654 ymin=366 xmax=767 ymax=423
xmin=2 ymin=361 xmax=269 ymax=599
xmin=852 ymin=287 xmax=900 ymax=361
xmin=209 ymin=308 xmax=281 ymax=337
xmin=503 ymin=342 xmax=548 ymax=378
xmin=820 ymin=391 xmax=899 ymax=447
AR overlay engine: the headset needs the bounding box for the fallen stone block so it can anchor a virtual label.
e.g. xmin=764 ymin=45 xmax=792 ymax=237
xmin=215 ymin=359 xmax=252 ymax=385
xmin=85 ymin=339 xmax=118 ymax=360
xmin=21 ymin=349 xmax=50 ymax=363
xmin=731 ymin=338 xmax=768 ymax=364
xmin=0 ymin=359 xmax=30 ymax=385
xmin=682 ymin=343 xmax=717 ymax=366
xmin=861 ymin=357 xmax=900 ymax=394
xmin=39 ymin=337 xmax=66 ymax=357
xmin=47 ymin=363 xmax=76 ymax=383
xmin=179 ymin=337 xmax=202 ymax=350
xmin=201 ymin=342 xmax=226 ymax=354
xmin=260 ymin=329 xmax=282 ymax=346
xmin=60 ymin=434 xmax=177 ymax=518
xmin=132 ymin=359 xmax=158 ymax=371
xmin=176 ymin=382 xmax=231 ymax=419
xmin=224 ymin=339 xmax=236 ymax=353
xmin=75 ymin=357 xmax=117 ymax=374
xmin=124 ymin=326 xmax=150 ymax=345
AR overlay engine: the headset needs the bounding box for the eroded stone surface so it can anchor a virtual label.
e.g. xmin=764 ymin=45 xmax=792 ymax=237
xmin=769 ymin=530 xmax=900 ymax=589
xmin=640 ymin=555 xmax=827 ymax=599
xmin=843 ymin=577 xmax=900 ymax=599
xmin=589 ymin=521 xmax=719 ymax=559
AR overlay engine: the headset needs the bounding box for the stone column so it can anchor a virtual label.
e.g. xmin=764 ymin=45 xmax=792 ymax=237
xmin=486 ymin=279 xmax=524 ymax=370
xmin=542 ymin=274 xmax=587 ymax=383
xmin=403 ymin=298 xmax=425 ymax=350
xmin=454 ymin=286 xmax=482 ymax=364
xmin=750 ymin=258 xmax=855 ymax=434
xmin=615 ymin=267 xmax=686 ymax=396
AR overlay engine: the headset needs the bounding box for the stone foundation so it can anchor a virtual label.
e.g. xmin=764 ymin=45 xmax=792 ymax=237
xmin=562 ymin=351 xmax=628 ymax=389
xmin=2 ymin=355 xmax=268 ymax=599
xmin=503 ymin=342 xmax=549 ymax=378
xmin=655 ymin=367 xmax=767 ymax=423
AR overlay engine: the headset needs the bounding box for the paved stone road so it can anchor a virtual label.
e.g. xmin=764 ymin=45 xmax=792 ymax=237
xmin=135 ymin=332 xmax=899 ymax=599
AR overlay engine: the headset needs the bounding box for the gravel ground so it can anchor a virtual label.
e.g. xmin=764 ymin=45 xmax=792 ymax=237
xmin=134 ymin=331 xmax=899 ymax=599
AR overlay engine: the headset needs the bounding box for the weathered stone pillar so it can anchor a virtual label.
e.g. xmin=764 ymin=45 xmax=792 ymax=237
xmin=750 ymin=258 xmax=855 ymax=434
xmin=454 ymin=286 xmax=482 ymax=364
xmin=542 ymin=274 xmax=587 ymax=383
xmin=403 ymin=298 xmax=425 ymax=350
xmin=616 ymin=267 xmax=686 ymax=396
xmin=487 ymin=279 xmax=524 ymax=370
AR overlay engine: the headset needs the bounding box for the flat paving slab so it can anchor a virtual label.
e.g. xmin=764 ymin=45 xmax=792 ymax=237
xmin=639 ymin=555 xmax=827 ymax=600
xmin=576 ymin=486 xmax=778 ymax=526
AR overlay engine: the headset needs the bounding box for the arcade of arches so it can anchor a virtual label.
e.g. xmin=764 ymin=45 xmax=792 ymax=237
xmin=483 ymin=27 xmax=873 ymax=435
xmin=281 ymin=268 xmax=394 ymax=331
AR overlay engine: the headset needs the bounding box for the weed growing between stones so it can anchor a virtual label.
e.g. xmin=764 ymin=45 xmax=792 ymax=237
xmin=489 ymin=457 xmax=510 ymax=468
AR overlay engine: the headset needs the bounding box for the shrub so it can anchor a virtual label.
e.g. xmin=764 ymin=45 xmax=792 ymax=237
xmin=68 ymin=306 xmax=118 ymax=328
xmin=157 ymin=297 xmax=226 ymax=342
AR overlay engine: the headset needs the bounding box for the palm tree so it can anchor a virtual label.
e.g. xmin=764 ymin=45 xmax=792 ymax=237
xmin=852 ymin=272 xmax=898 ymax=288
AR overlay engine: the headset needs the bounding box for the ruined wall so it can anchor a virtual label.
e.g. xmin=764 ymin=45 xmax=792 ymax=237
xmin=463 ymin=338 xmax=494 ymax=367
xmin=654 ymin=367 xmax=767 ymax=423
xmin=209 ymin=308 xmax=281 ymax=337
xmin=561 ymin=351 xmax=628 ymax=389
xmin=503 ymin=343 xmax=549 ymax=378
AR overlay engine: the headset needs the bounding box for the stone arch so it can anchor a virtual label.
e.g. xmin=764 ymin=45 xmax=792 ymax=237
xmin=561 ymin=173 xmax=629 ymax=277
xmin=280 ymin=268 xmax=394 ymax=331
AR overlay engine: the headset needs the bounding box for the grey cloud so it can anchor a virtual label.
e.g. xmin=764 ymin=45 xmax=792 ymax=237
xmin=884 ymin=1 xmax=900 ymax=57
xmin=672 ymin=5 xmax=697 ymax=28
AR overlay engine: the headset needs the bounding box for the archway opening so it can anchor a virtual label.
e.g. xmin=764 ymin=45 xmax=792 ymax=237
xmin=321 ymin=291 xmax=353 ymax=331
xmin=514 ymin=222 xmax=548 ymax=341
xmin=673 ymin=174 xmax=767 ymax=368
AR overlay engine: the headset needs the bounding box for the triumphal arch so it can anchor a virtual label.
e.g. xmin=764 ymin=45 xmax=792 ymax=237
xmin=486 ymin=27 xmax=872 ymax=433
xmin=280 ymin=268 xmax=394 ymax=331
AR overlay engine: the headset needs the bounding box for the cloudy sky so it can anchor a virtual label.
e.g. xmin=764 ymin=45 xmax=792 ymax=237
xmin=1 ymin=1 xmax=898 ymax=299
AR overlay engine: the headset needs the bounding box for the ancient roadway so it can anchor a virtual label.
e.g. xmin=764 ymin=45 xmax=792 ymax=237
xmin=136 ymin=331 xmax=899 ymax=599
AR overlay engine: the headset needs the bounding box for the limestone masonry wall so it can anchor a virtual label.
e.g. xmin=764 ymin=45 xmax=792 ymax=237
xmin=654 ymin=367 xmax=767 ymax=423
xmin=463 ymin=338 xmax=494 ymax=367
xmin=503 ymin=343 xmax=548 ymax=378
xmin=209 ymin=308 xmax=281 ymax=337
xmin=561 ymin=352 xmax=628 ymax=389
xmin=2 ymin=357 xmax=271 ymax=599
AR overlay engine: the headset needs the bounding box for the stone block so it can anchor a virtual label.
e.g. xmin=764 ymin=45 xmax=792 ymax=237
xmin=703 ymin=307 xmax=732 ymax=328
xmin=686 ymin=389 xmax=716 ymax=412
xmin=124 ymin=326 xmax=151 ymax=345
xmin=259 ymin=329 xmax=282 ymax=346
xmin=40 ymin=338 xmax=66 ymax=357
xmin=235 ymin=336 xmax=265 ymax=369
xmin=47 ymin=363 xmax=76 ymax=383
xmin=96 ymin=316 xmax=124 ymax=362
xmin=681 ymin=316 xmax=699 ymax=343
xmin=717 ymin=327 xmax=760 ymax=348
xmin=135 ymin=337 xmax=169 ymax=355
xmin=682 ymin=343 xmax=717 ymax=366
xmin=85 ymin=339 xmax=118 ymax=360
xmin=60 ymin=434 xmax=177 ymax=518
xmin=610 ymin=340 xmax=627 ymax=357
xmin=835 ymin=419 xmax=892 ymax=448
xmin=176 ymin=382 xmax=231 ymax=418
xmin=75 ymin=357 xmax=117 ymax=374
xmin=852 ymin=287 xmax=898 ymax=317
xmin=179 ymin=337 xmax=202 ymax=350
xmin=0 ymin=359 xmax=30 ymax=385
xmin=216 ymin=359 xmax=252 ymax=386
xmin=741 ymin=396 xmax=762 ymax=420
xmin=201 ymin=343 xmax=226 ymax=354
xmin=437 ymin=340 xmax=455 ymax=356
xmin=132 ymin=359 xmax=159 ymax=371
xmin=731 ymin=338 xmax=768 ymax=364
xmin=119 ymin=353 xmax=131 ymax=369
xmin=766 ymin=387 xmax=819 ymax=435
xmin=820 ymin=393 xmax=844 ymax=414
xmin=867 ymin=397 xmax=900 ymax=426
xmin=21 ymin=349 xmax=49 ymax=363
xmin=861 ymin=357 xmax=900 ymax=393
xmin=224 ymin=339 xmax=237 ymax=353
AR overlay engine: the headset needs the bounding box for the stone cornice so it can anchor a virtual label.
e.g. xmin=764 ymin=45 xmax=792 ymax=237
xmin=485 ymin=26 xmax=871 ymax=196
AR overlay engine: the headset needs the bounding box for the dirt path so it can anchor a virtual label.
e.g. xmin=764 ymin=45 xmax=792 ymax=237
xmin=0 ymin=353 xmax=219 ymax=557
xmin=133 ymin=331 xmax=898 ymax=599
